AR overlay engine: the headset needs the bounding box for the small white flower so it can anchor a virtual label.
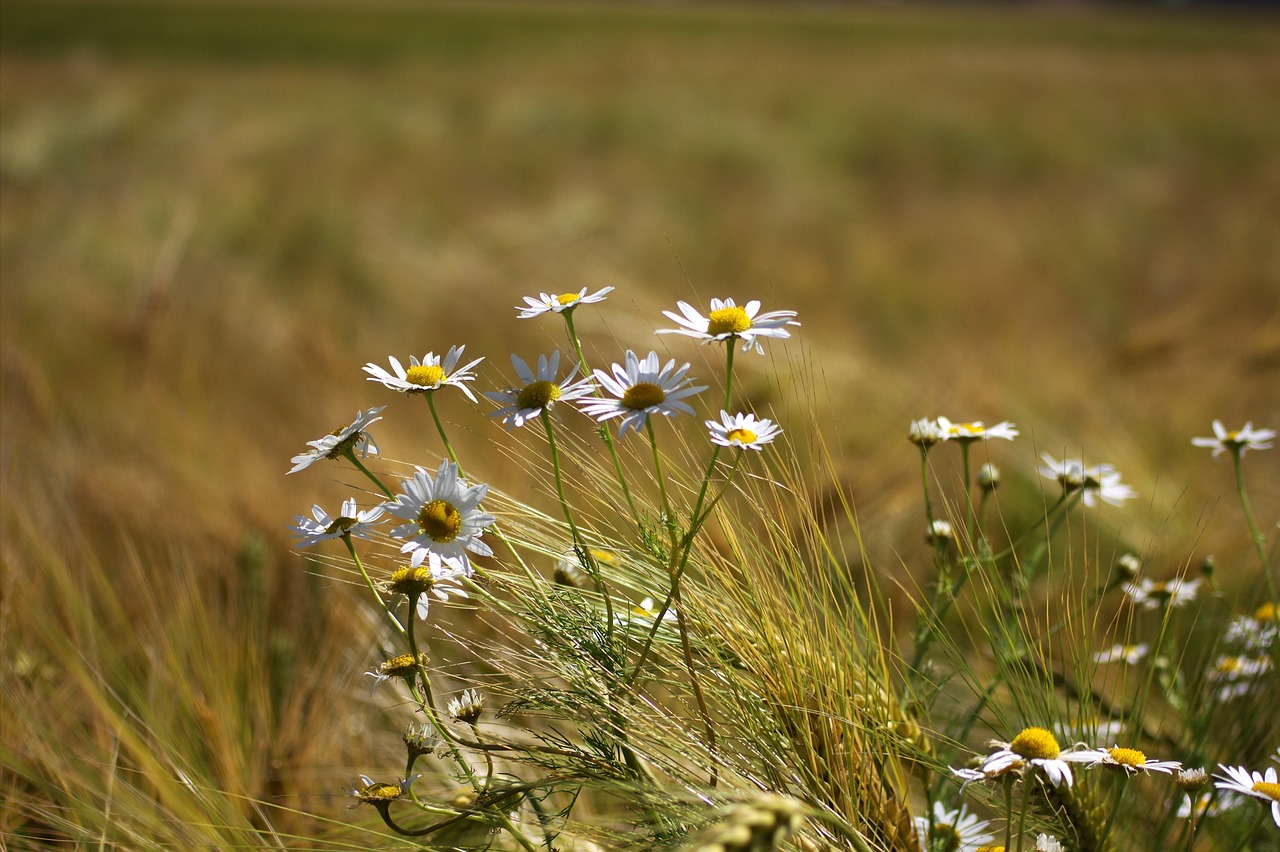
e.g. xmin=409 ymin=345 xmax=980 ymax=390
xmin=291 ymin=499 xmax=384 ymax=547
xmin=288 ymin=407 xmax=385 ymax=474
xmin=447 ymin=688 xmax=486 ymax=725
xmin=484 ymin=351 xmax=596 ymax=430
xmin=706 ymin=411 xmax=782 ymax=451
xmin=1191 ymin=420 xmax=1276 ymax=458
xmin=1038 ymin=453 xmax=1137 ymax=507
xmin=578 ymin=350 xmax=707 ymax=438
xmin=387 ymin=460 xmax=494 ymax=570
xmin=1224 ymin=603 xmax=1280 ymax=652
xmin=517 ymin=286 xmax=614 ymax=318
xmin=908 ymin=418 xmax=945 ymax=448
xmin=1076 ymin=745 xmax=1182 ymax=776
xmin=363 ymin=346 xmax=483 ymax=402
xmin=1123 ymin=577 xmax=1201 ymax=610
xmin=657 ymin=297 xmax=799 ymax=354
xmin=1092 ymin=643 xmax=1149 ymax=665
xmin=1214 ymin=764 xmax=1280 ymax=827
xmin=1035 ymin=835 xmax=1065 ymax=852
xmin=912 ymin=801 xmax=995 ymax=852
xmin=927 ymin=519 xmax=954 ymax=543
xmin=937 ymin=417 xmax=1019 ymax=443
xmin=953 ymin=727 xmax=1094 ymax=790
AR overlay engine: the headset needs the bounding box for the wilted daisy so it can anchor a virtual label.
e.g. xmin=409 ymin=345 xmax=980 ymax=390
xmin=1191 ymin=420 xmax=1276 ymax=458
xmin=348 ymin=774 xmax=414 ymax=809
xmin=909 ymin=418 xmax=945 ymax=448
xmin=517 ymin=286 xmax=613 ymax=318
xmin=447 ymin=688 xmax=485 ymax=726
xmin=387 ymin=460 xmax=494 ymax=570
xmin=288 ymin=406 xmax=384 ymax=474
xmin=707 ymin=411 xmax=782 ymax=451
xmin=484 ymin=351 xmax=595 ymax=430
xmin=1092 ymin=643 xmax=1149 ymax=665
xmin=657 ymin=297 xmax=799 ymax=354
xmin=1214 ymin=764 xmax=1280 ymax=826
xmin=388 ymin=554 xmax=469 ymax=620
xmin=291 ymin=498 xmax=384 ymax=547
xmin=364 ymin=653 xmax=427 ymax=691
xmin=1224 ymin=603 xmax=1280 ymax=651
xmin=1077 ymin=745 xmax=1181 ymax=776
xmin=1123 ymin=577 xmax=1201 ymax=610
xmin=913 ymin=801 xmax=995 ymax=852
xmin=954 ymin=726 xmax=1093 ymax=790
xmin=579 ymin=350 xmax=707 ymax=438
xmin=936 ymin=417 xmax=1019 ymax=443
xmin=1038 ymin=454 xmax=1137 ymax=508
xmin=363 ymin=347 xmax=483 ymax=402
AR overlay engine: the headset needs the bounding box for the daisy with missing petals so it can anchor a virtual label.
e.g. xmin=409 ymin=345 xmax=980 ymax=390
xmin=1191 ymin=420 xmax=1276 ymax=458
xmin=484 ymin=351 xmax=596 ymax=430
xmin=388 ymin=552 xmax=469 ymax=620
xmin=517 ymin=286 xmax=614 ymax=318
xmin=707 ymin=411 xmax=782 ymax=451
xmin=1214 ymin=763 xmax=1280 ymax=826
xmin=288 ymin=406 xmax=384 ymax=474
xmin=363 ymin=346 xmax=483 ymax=402
xmin=348 ymin=775 xmax=415 ymax=809
xmin=1092 ymin=643 xmax=1149 ymax=665
xmin=657 ymin=297 xmax=799 ymax=354
xmin=387 ymin=460 xmax=494 ymax=570
xmin=1038 ymin=454 xmax=1137 ymax=507
xmin=364 ymin=653 xmax=427 ymax=692
xmin=447 ymin=688 xmax=485 ymax=726
xmin=913 ymin=801 xmax=995 ymax=852
xmin=953 ymin=726 xmax=1093 ymax=790
xmin=291 ymin=499 xmax=384 ymax=548
xmin=1076 ymin=744 xmax=1181 ymax=776
xmin=908 ymin=418 xmax=945 ymax=449
xmin=936 ymin=417 xmax=1019 ymax=443
xmin=1123 ymin=577 xmax=1201 ymax=610
xmin=579 ymin=350 xmax=707 ymax=438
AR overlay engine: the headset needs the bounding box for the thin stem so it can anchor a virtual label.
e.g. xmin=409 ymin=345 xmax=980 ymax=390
xmin=1232 ymin=448 xmax=1276 ymax=603
xmin=960 ymin=441 xmax=975 ymax=548
xmin=342 ymin=534 xmax=404 ymax=636
xmin=646 ymin=418 xmax=673 ymax=534
xmin=424 ymin=393 xmax=462 ymax=473
xmin=1003 ymin=776 xmax=1015 ymax=852
xmin=404 ymin=600 xmax=482 ymax=793
xmin=1096 ymin=777 xmax=1127 ymax=852
xmin=1014 ymin=775 xmax=1032 ymax=852
xmin=722 ymin=341 xmax=737 ymax=411
xmin=344 ymin=449 xmax=394 ymax=499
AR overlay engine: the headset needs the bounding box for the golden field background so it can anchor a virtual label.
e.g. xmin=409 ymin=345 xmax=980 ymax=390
xmin=2 ymin=1 xmax=1279 ymax=845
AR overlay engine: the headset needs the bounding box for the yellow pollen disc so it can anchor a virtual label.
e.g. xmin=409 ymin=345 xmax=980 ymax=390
xmin=381 ymin=654 xmax=417 ymax=676
xmin=517 ymin=380 xmax=562 ymax=411
xmin=960 ymin=422 xmax=982 ymax=431
xmin=1255 ymin=603 xmax=1278 ymax=622
xmin=1218 ymin=657 xmax=1243 ymax=674
xmin=1108 ymin=747 xmax=1147 ymax=767
xmin=976 ymin=847 xmax=1006 ymax=852
xmin=727 ymin=428 xmax=758 ymax=445
xmin=706 ymin=306 xmax=751 ymax=336
xmin=417 ymin=500 xmax=462 ymax=543
xmin=556 ymin=293 xmax=580 ymax=305
xmin=621 ymin=382 xmax=666 ymax=410
xmin=1010 ymin=727 xmax=1061 ymax=760
xmin=363 ymin=782 xmax=401 ymax=800
xmin=325 ymin=516 xmax=357 ymax=535
xmin=1251 ymin=781 xmax=1280 ymax=801
xmin=406 ymin=364 xmax=446 ymax=387
xmin=389 ymin=567 xmax=432 ymax=595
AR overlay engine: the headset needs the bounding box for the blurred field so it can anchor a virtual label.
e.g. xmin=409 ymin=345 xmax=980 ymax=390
xmin=3 ymin=0 xmax=1280 ymax=845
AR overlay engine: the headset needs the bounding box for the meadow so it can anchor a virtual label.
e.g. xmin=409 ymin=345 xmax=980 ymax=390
xmin=2 ymin=2 xmax=1279 ymax=849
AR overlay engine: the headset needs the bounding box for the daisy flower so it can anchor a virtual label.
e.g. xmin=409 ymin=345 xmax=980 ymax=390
xmin=1076 ymin=745 xmax=1182 ymax=776
xmin=1036 ymin=836 xmax=1064 ymax=852
xmin=706 ymin=411 xmax=782 ymax=451
xmin=387 ymin=460 xmax=494 ymax=570
xmin=1122 ymin=577 xmax=1201 ymax=610
xmin=388 ymin=553 xmax=469 ymax=620
xmin=364 ymin=653 xmax=426 ymax=692
xmin=291 ymin=498 xmax=384 ymax=547
xmin=1092 ymin=643 xmax=1149 ymax=665
xmin=447 ymin=688 xmax=485 ymax=725
xmin=657 ymin=297 xmax=799 ymax=354
xmin=347 ymin=774 xmax=415 ymax=809
xmin=517 ymin=286 xmax=613 ymax=318
xmin=1224 ymin=603 xmax=1280 ymax=652
xmin=1214 ymin=764 xmax=1280 ymax=826
xmin=1206 ymin=654 xmax=1274 ymax=701
xmin=1038 ymin=454 xmax=1137 ymax=507
xmin=936 ymin=417 xmax=1019 ymax=443
xmin=363 ymin=346 xmax=483 ymax=402
xmin=913 ymin=801 xmax=995 ymax=852
xmin=484 ymin=351 xmax=595 ymax=430
xmin=288 ymin=406 xmax=384 ymax=474
xmin=1191 ymin=420 xmax=1276 ymax=458
xmin=926 ymin=519 xmax=955 ymax=544
xmin=908 ymin=418 xmax=945 ymax=448
xmin=954 ymin=726 xmax=1093 ymax=790
xmin=578 ymin=350 xmax=707 ymax=438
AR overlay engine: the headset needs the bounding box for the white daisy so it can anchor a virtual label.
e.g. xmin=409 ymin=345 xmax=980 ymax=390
xmin=1036 ymin=835 xmax=1064 ymax=852
xmin=1092 ymin=643 xmax=1149 ymax=665
xmin=363 ymin=346 xmax=483 ymax=402
xmin=954 ymin=726 xmax=1094 ymax=790
xmin=387 ymin=460 xmax=494 ymax=570
xmin=1214 ymin=764 xmax=1280 ymax=827
xmin=447 ymin=688 xmax=486 ymax=725
xmin=578 ymin=350 xmax=707 ymax=438
xmin=1225 ymin=604 xmax=1280 ymax=652
xmin=1122 ymin=577 xmax=1201 ymax=610
xmin=1191 ymin=420 xmax=1276 ymax=458
xmin=291 ymin=499 xmax=384 ymax=548
xmin=1076 ymin=745 xmax=1182 ymax=776
xmin=657 ymin=297 xmax=799 ymax=354
xmin=483 ymin=351 xmax=596 ymax=430
xmin=706 ymin=411 xmax=782 ymax=451
xmin=926 ymin=519 xmax=955 ymax=544
xmin=288 ymin=406 xmax=385 ymax=474
xmin=1038 ymin=454 xmax=1137 ymax=507
xmin=516 ymin=286 xmax=614 ymax=318
xmin=388 ymin=553 xmax=469 ymax=620
xmin=913 ymin=801 xmax=995 ymax=852
xmin=936 ymin=417 xmax=1019 ymax=443
xmin=908 ymin=418 xmax=946 ymax=448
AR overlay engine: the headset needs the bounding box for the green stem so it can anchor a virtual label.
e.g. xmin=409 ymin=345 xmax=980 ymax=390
xmin=961 ymin=441 xmax=975 ymax=548
xmin=1014 ymin=774 xmax=1032 ymax=852
xmin=344 ymin=449 xmax=394 ymax=499
xmin=646 ymin=418 xmax=673 ymax=535
xmin=424 ymin=393 xmax=462 ymax=474
xmin=342 ymin=534 xmax=403 ymax=636
xmin=1003 ymin=776 xmax=1015 ymax=852
xmin=1096 ymin=777 xmax=1127 ymax=852
xmin=1232 ymin=448 xmax=1276 ymax=604
xmin=404 ymin=600 xmax=482 ymax=793
xmin=722 ymin=342 xmax=736 ymax=411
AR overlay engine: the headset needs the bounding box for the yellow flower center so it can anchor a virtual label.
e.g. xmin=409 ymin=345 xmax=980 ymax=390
xmin=361 ymin=781 xmax=403 ymax=801
xmin=1010 ymin=727 xmax=1061 ymax=760
xmin=707 ymin=305 xmax=751 ymax=336
xmin=406 ymin=364 xmax=446 ymax=387
xmin=417 ymin=500 xmax=462 ymax=543
xmin=1217 ymin=657 xmax=1243 ymax=674
xmin=1108 ymin=747 xmax=1147 ymax=767
xmin=1252 ymin=781 xmax=1280 ymax=801
xmin=389 ymin=567 xmax=433 ymax=597
xmin=380 ymin=654 xmax=419 ymax=677
xmin=727 ymin=428 xmax=758 ymax=445
xmin=556 ymin=293 xmax=580 ymax=305
xmin=324 ymin=516 xmax=358 ymax=535
xmin=621 ymin=382 xmax=666 ymax=410
xmin=1255 ymin=602 xmax=1278 ymax=622
xmin=517 ymin=380 xmax=562 ymax=411
xmin=976 ymin=847 xmax=1006 ymax=852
